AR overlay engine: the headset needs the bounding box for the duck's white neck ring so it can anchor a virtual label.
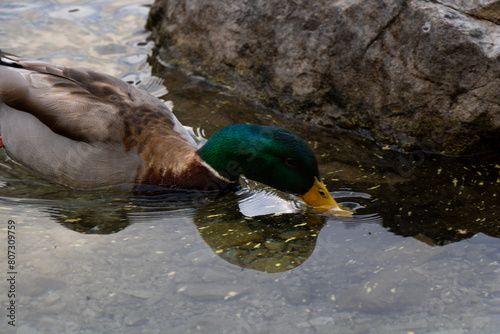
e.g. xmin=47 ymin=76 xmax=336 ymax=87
xmin=200 ymin=161 xmax=238 ymax=184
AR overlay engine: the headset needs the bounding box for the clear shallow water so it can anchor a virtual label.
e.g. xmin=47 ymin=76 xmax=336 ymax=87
xmin=0 ymin=1 xmax=500 ymax=333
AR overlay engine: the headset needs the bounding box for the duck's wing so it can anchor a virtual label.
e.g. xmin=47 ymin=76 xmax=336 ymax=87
xmin=0 ymin=52 xmax=198 ymax=189
xmin=0 ymin=52 xmax=197 ymax=145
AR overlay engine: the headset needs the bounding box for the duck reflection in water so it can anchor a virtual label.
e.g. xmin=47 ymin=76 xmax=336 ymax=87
xmin=48 ymin=185 xmax=331 ymax=273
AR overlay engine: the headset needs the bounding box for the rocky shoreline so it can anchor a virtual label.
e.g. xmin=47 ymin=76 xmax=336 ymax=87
xmin=146 ymin=0 xmax=500 ymax=154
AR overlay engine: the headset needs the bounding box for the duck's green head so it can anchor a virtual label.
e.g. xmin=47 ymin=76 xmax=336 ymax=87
xmin=197 ymin=124 xmax=351 ymax=215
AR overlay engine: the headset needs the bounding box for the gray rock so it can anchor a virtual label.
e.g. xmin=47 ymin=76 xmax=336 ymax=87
xmin=147 ymin=0 xmax=500 ymax=154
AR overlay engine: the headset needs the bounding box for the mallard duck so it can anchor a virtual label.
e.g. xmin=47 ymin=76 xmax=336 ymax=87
xmin=0 ymin=51 xmax=351 ymax=216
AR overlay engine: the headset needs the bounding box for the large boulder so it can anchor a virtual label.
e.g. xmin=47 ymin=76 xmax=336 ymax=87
xmin=146 ymin=0 xmax=500 ymax=154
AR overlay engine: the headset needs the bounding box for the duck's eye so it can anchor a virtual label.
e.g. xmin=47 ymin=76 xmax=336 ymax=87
xmin=318 ymin=189 xmax=328 ymax=198
xmin=285 ymin=158 xmax=298 ymax=168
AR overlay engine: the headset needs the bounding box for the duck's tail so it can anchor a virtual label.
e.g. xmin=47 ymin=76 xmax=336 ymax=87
xmin=0 ymin=51 xmax=23 ymax=69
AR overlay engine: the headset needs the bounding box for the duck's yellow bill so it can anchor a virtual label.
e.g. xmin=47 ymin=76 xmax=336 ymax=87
xmin=299 ymin=177 xmax=354 ymax=217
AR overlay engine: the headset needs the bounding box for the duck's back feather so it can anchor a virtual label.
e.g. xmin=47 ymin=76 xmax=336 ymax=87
xmin=0 ymin=52 xmax=196 ymax=145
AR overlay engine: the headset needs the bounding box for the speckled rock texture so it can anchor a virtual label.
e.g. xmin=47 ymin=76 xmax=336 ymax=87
xmin=146 ymin=0 xmax=500 ymax=154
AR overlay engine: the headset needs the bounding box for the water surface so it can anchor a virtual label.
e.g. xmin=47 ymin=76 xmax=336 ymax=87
xmin=1 ymin=1 xmax=500 ymax=333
